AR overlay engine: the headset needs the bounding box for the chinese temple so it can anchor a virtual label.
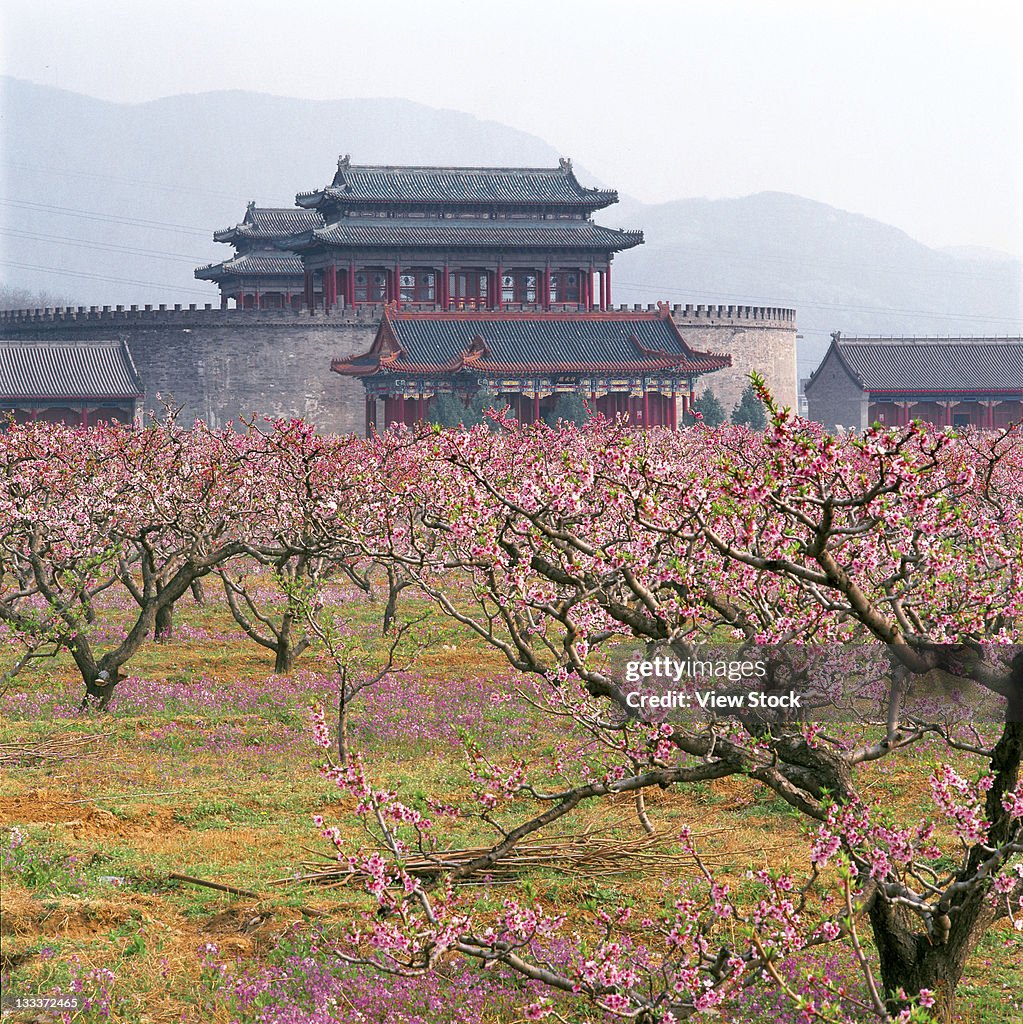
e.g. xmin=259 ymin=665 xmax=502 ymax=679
xmin=0 ymin=340 xmax=144 ymax=426
xmin=805 ymin=334 xmax=1023 ymax=431
xmin=194 ymin=203 xmax=323 ymax=309
xmin=285 ymin=156 xmax=642 ymax=312
xmin=332 ymin=304 xmax=732 ymax=434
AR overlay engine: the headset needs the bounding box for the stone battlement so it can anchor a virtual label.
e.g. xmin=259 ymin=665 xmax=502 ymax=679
xmin=0 ymin=304 xmax=385 ymax=328
xmin=665 ymin=303 xmax=794 ymax=325
xmin=0 ymin=301 xmax=796 ymax=329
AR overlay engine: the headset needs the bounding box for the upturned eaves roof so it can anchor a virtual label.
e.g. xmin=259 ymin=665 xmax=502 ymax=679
xmin=832 ymin=338 xmax=1023 ymax=392
xmin=287 ymin=221 xmax=643 ymax=253
xmin=296 ymin=164 xmax=618 ymax=210
xmin=214 ymin=208 xmax=322 ymax=243
xmin=0 ymin=341 xmax=144 ymax=400
xmin=332 ymin=309 xmax=731 ymax=378
xmin=194 ymin=253 xmax=306 ymax=280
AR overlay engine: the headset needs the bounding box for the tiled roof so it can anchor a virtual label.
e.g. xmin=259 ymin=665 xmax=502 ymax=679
xmin=0 ymin=341 xmax=144 ymax=400
xmin=288 ymin=220 xmax=643 ymax=253
xmin=195 ymin=252 xmax=306 ymax=280
xmin=297 ymin=161 xmax=618 ymax=210
xmin=214 ymin=207 xmax=322 ymax=243
xmin=333 ymin=308 xmax=731 ymax=378
xmin=832 ymin=338 xmax=1023 ymax=393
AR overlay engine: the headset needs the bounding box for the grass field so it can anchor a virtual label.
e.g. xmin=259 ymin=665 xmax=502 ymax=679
xmin=1 ymin=582 xmax=1020 ymax=1023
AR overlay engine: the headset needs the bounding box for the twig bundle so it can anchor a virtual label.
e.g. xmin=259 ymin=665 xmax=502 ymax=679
xmin=0 ymin=733 xmax=101 ymax=768
xmin=279 ymin=824 xmax=740 ymax=888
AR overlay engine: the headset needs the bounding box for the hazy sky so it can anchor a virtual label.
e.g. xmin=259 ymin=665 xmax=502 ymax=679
xmin=3 ymin=0 xmax=1022 ymax=257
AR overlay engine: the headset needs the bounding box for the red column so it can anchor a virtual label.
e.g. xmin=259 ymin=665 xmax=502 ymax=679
xmin=642 ymin=390 xmax=649 ymax=426
xmin=544 ymin=266 xmax=551 ymax=309
xmin=606 ymin=264 xmax=612 ymax=307
xmin=533 ymin=391 xmax=540 ymax=423
xmin=497 ymin=264 xmax=503 ymax=310
xmin=348 ymin=261 xmax=356 ymax=306
xmin=221 ymin=292 xmax=228 ymax=310
xmin=395 ymin=263 xmax=402 ymax=310
xmin=442 ymin=264 xmax=449 ymax=309
xmin=304 ymin=270 xmax=314 ymax=311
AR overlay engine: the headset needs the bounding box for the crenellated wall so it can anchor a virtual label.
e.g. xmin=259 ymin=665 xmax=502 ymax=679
xmin=1 ymin=301 xmax=798 ymax=430
xmin=0 ymin=305 xmax=380 ymax=434
xmin=666 ymin=303 xmax=797 ymax=413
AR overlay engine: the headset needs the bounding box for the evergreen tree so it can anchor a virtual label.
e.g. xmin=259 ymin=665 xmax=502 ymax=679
xmin=689 ymin=389 xmax=726 ymax=427
xmin=731 ymin=384 xmax=768 ymax=430
xmin=543 ymin=393 xmax=589 ymax=427
xmin=427 ymin=391 xmax=488 ymax=429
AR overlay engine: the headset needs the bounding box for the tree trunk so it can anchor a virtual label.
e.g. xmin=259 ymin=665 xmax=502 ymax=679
xmin=338 ymin=696 xmax=350 ymax=766
xmin=274 ymin=628 xmax=294 ymax=675
xmin=78 ymin=664 xmax=120 ymax=711
xmin=190 ymin=578 xmax=206 ymax=606
xmin=869 ymin=899 xmax=971 ymax=1023
xmin=154 ymin=601 xmax=174 ymax=641
xmin=383 ymin=567 xmax=401 ymax=636
xmin=869 ymin=718 xmax=1023 ymax=1023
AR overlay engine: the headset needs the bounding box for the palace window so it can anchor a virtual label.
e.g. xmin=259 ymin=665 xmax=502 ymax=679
xmin=354 ymin=270 xmax=387 ymax=302
xmin=549 ymin=271 xmax=579 ymax=303
xmin=448 ymin=271 xmax=489 ymax=306
xmin=502 ymin=271 xmax=537 ymax=304
xmin=400 ymin=271 xmax=436 ymax=303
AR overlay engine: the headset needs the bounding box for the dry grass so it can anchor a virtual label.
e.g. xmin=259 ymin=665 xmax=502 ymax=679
xmin=1 ymin=590 xmax=1020 ymax=1023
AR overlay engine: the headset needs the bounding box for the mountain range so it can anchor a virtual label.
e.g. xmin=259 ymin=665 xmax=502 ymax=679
xmin=3 ymin=77 xmax=1020 ymax=378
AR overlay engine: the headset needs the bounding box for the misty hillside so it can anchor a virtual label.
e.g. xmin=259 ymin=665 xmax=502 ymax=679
xmin=3 ymin=77 xmax=1021 ymax=378
xmin=606 ymin=193 xmax=1023 ymax=374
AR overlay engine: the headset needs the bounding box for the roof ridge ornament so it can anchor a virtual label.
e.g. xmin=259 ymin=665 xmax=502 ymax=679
xmin=338 ymin=154 xmax=351 ymax=172
xmin=559 ymin=157 xmax=573 ymax=175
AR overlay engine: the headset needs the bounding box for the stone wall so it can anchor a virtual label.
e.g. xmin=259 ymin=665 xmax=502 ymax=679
xmin=804 ymin=346 xmax=869 ymax=431
xmin=667 ymin=303 xmax=797 ymax=413
xmin=0 ymin=305 xmax=383 ymax=434
xmin=1 ymin=301 xmax=798 ymax=432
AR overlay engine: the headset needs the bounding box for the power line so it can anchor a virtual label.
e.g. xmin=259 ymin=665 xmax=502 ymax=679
xmin=614 ymin=278 xmax=1023 ymax=326
xmin=5 ymin=160 xmax=275 ymax=204
xmin=0 ymin=198 xmax=213 ymax=237
xmin=0 ymin=228 xmax=209 ymax=263
xmin=631 ymin=240 xmax=1020 ymax=282
xmin=0 ymin=259 xmax=214 ymax=296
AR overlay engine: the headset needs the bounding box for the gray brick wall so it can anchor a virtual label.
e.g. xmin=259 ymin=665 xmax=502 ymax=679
xmin=804 ymin=347 xmax=868 ymax=431
xmin=2 ymin=302 xmax=798 ymax=433
xmin=1 ymin=308 xmax=380 ymax=434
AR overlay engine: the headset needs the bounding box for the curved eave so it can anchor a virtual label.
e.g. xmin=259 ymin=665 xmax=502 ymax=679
xmin=332 ymin=355 xmax=386 ymax=377
xmin=286 ymin=225 xmax=644 ymax=253
xmin=295 ymin=189 xmax=619 ymax=214
xmin=194 ymin=262 xmax=305 ymax=281
xmin=319 ymin=192 xmax=619 ymax=213
xmin=335 ymin=356 xmax=732 ymax=377
xmin=1 ymin=390 xmax=145 ymax=401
